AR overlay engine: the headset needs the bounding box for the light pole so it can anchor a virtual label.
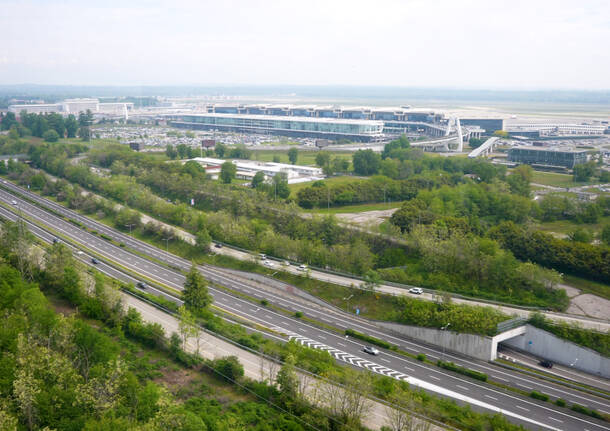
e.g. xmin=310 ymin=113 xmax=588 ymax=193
xmin=441 ymin=323 xmax=451 ymax=361
xmin=162 ymin=236 xmax=173 ymax=252
xmin=125 ymin=223 xmax=135 ymax=235
xmin=343 ymin=294 xmax=354 ymax=313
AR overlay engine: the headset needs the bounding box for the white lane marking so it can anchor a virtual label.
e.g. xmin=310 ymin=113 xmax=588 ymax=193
xmin=485 ymin=395 xmax=498 ymax=401
xmin=318 ymin=335 xmax=326 ymax=340
xmin=456 ymin=385 xmax=469 ymax=391
xmin=337 ymin=342 xmax=347 ymax=347
xmin=404 ymin=366 xmax=414 ymax=372
xmin=429 ymin=375 xmax=441 ymax=381
xmin=548 ymin=417 xmax=563 ymax=423
xmin=380 ymin=358 xmax=391 ymax=363
xmin=515 ymin=406 xmax=529 ymax=412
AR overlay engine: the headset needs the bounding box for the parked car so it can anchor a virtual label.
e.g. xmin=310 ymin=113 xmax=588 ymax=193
xmin=363 ymin=346 xmax=380 ymax=355
xmin=91 ymin=258 xmax=99 ymax=264
xmin=409 ymin=287 xmax=423 ymax=295
xmin=539 ymin=360 xmax=553 ymax=369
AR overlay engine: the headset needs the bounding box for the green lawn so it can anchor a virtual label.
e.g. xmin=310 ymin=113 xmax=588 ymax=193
xmin=251 ymin=149 xmax=353 ymax=166
xmin=529 ymin=170 xmax=596 ymax=188
xmin=288 ymin=175 xmax=366 ymax=193
xmin=307 ymin=201 xmax=402 ymax=214
xmin=535 ymin=215 xmax=610 ymax=236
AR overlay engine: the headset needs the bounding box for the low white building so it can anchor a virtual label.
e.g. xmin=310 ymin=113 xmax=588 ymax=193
xmin=188 ymin=157 xmax=324 ymax=183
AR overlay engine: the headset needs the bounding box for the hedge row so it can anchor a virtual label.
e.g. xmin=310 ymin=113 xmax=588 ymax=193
xmin=345 ymin=328 xmax=393 ymax=350
xmin=436 ymin=360 xmax=488 ymax=382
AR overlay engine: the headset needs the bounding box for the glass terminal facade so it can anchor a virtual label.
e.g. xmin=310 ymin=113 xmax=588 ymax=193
xmin=508 ymin=147 xmax=588 ymax=168
xmin=169 ymin=114 xmax=384 ymax=142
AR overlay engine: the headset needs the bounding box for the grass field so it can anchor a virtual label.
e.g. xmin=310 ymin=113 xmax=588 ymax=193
xmin=288 ymin=175 xmax=366 ymax=193
xmin=529 ymin=170 xmax=596 ymax=188
xmin=535 ymin=215 xmax=610 ymax=236
xmin=307 ymin=201 xmax=402 ymax=214
xmin=251 ymin=149 xmax=353 ymax=166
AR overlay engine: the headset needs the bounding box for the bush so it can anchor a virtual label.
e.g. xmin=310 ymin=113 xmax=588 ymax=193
xmin=345 ymin=328 xmax=392 ymax=349
xmin=437 ymin=360 xmax=488 ymax=382
xmin=209 ymin=356 xmax=244 ymax=383
xmin=416 ymin=353 xmax=426 ymax=361
xmin=529 ymin=391 xmax=549 ymax=402
xmin=260 ymin=299 xmax=268 ymax=306
xmin=43 ymin=129 xmax=60 ymax=142
xmin=570 ymin=404 xmax=604 ymax=420
xmin=555 ymin=398 xmax=566 ymax=407
xmin=294 ymin=311 xmax=303 ymax=318
xmin=100 ymin=233 xmax=112 ymax=241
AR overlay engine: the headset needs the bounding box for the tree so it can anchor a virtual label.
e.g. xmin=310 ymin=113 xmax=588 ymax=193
xmin=507 ymin=164 xmax=532 ymax=197
xmin=568 ymin=228 xmax=592 ymax=243
xmin=385 ymin=383 xmax=431 ymax=431
xmin=573 ymin=161 xmax=596 ymax=182
xmin=183 ymin=264 xmax=212 ymax=310
xmin=215 ymin=142 xmax=227 ymax=158
xmin=288 ymin=147 xmax=298 ymax=165
xmin=78 ymin=126 xmax=91 ymax=142
xmin=42 ymin=129 xmax=60 ymax=142
xmin=177 ymin=306 xmax=201 ymax=353
xmin=362 ymin=269 xmax=381 ymax=292
xmin=220 ymin=161 xmax=236 ymax=184
xmin=251 ymin=171 xmax=265 ymax=189
xmin=272 ymin=155 xmax=281 ymax=163
xmin=352 ymin=149 xmax=381 ymax=175
xmin=211 ymin=356 xmax=244 ymax=382
xmin=601 ymin=224 xmax=610 ymax=246
xmin=271 ymin=172 xmax=290 ymax=199
xmin=165 ymin=144 xmax=178 ymax=159
xmin=469 ymin=137 xmax=484 ymax=148
xmin=195 ymin=228 xmax=211 ymax=253
xmin=315 ymin=151 xmax=331 ymax=168
xmin=1 ymin=112 xmax=17 ymax=130
xmin=493 ymin=130 xmax=509 ymax=138
xmin=65 ymin=114 xmax=78 ymax=138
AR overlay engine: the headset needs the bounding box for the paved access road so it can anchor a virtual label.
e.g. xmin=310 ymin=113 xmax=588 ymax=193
xmin=1 ymin=183 xmax=609 ymax=431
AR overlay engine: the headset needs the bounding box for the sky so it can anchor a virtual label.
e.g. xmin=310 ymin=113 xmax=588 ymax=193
xmin=1 ymin=0 xmax=610 ymax=90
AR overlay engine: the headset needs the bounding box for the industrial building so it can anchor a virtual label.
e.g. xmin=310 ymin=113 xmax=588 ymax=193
xmin=168 ymin=113 xmax=384 ymax=142
xmin=507 ymin=146 xmax=588 ymax=168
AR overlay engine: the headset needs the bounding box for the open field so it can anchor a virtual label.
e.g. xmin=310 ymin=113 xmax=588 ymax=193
xmin=288 ymin=174 xmax=366 ymax=193
xmin=307 ymin=201 xmax=402 ymax=214
xmin=529 ymin=170 xmax=596 ymax=188
xmin=252 ymin=149 xmax=353 ymax=166
xmin=535 ymin=215 xmax=610 ymax=236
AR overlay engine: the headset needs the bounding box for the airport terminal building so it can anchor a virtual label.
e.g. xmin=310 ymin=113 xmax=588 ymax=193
xmin=508 ymin=146 xmax=588 ymax=168
xmin=167 ymin=113 xmax=385 ymax=142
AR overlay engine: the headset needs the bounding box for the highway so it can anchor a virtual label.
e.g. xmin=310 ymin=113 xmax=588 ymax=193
xmin=0 ymin=182 xmax=609 ymax=431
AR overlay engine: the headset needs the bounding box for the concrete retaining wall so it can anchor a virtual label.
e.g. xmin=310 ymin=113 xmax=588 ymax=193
xmin=376 ymin=321 xmax=495 ymax=361
xmin=502 ymin=325 xmax=610 ymax=378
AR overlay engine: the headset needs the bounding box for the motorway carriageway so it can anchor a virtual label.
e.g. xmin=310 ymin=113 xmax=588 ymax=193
xmin=0 ymin=184 xmax=609 ymax=431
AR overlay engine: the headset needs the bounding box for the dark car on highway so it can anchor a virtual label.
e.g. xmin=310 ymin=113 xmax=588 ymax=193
xmin=91 ymin=258 xmax=99 ymax=264
xmin=539 ymin=359 xmax=553 ymax=368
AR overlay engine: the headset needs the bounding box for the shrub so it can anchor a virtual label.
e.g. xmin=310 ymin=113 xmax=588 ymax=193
xmin=555 ymin=398 xmax=566 ymax=407
xmin=437 ymin=360 xmax=488 ymax=382
xmin=209 ymin=356 xmax=244 ymax=383
xmin=529 ymin=391 xmax=549 ymax=402
xmin=260 ymin=299 xmax=268 ymax=306
xmin=570 ymin=404 xmax=604 ymax=420
xmin=345 ymin=328 xmax=392 ymax=349
xmin=294 ymin=311 xmax=303 ymax=318
xmin=416 ymin=353 xmax=426 ymax=361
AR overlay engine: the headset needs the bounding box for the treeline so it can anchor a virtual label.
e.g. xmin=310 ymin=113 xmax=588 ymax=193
xmin=490 ymin=222 xmax=610 ymax=284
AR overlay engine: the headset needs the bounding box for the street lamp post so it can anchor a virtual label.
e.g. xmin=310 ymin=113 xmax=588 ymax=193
xmin=125 ymin=223 xmax=135 ymax=235
xmin=342 ymin=294 xmax=354 ymax=313
xmin=441 ymin=323 xmax=451 ymax=361
xmin=162 ymin=236 xmax=173 ymax=252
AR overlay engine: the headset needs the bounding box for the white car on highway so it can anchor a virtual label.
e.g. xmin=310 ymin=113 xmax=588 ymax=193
xmin=409 ymin=287 xmax=423 ymax=295
xmin=263 ymin=259 xmax=275 ymax=268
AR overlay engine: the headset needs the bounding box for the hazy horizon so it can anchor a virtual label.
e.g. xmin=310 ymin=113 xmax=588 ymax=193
xmin=2 ymin=0 xmax=610 ymax=91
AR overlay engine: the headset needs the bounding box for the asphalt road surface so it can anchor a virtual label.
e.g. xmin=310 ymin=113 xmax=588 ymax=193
xmin=1 ymin=182 xmax=609 ymax=431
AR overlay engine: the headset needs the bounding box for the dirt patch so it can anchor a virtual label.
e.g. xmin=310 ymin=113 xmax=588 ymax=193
xmin=335 ymin=208 xmax=398 ymax=226
xmin=155 ymin=367 xmax=199 ymax=390
xmin=567 ymin=294 xmax=610 ymax=320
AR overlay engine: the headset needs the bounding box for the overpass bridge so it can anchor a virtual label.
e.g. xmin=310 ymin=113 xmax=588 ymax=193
xmin=468 ymin=137 xmax=499 ymax=158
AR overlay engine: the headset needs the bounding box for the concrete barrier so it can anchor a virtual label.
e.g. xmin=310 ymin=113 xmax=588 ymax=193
xmin=376 ymin=321 xmax=496 ymax=361
xmin=502 ymin=325 xmax=610 ymax=378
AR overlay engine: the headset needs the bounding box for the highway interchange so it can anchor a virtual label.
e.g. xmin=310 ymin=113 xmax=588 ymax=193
xmin=0 ymin=180 xmax=609 ymax=431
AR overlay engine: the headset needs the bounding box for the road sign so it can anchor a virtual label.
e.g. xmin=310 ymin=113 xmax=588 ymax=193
xmin=356 ymin=308 xmax=360 ymax=315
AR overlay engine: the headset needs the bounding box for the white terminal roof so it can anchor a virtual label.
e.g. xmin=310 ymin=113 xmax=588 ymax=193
xmin=179 ymin=113 xmax=383 ymax=126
